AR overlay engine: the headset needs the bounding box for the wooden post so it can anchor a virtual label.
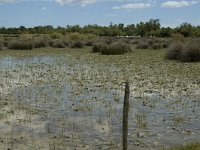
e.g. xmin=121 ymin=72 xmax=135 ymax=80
xmin=123 ymin=82 xmax=130 ymax=150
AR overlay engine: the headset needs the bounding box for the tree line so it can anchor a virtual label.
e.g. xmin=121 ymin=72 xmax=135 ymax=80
xmin=1 ymin=19 xmax=200 ymax=37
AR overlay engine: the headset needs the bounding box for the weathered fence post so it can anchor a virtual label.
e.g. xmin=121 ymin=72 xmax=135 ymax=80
xmin=123 ymin=82 xmax=130 ymax=150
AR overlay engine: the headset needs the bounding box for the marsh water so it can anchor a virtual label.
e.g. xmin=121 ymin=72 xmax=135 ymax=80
xmin=0 ymin=49 xmax=200 ymax=149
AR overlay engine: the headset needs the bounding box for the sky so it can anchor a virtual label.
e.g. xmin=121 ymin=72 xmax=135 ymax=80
xmin=0 ymin=0 xmax=200 ymax=28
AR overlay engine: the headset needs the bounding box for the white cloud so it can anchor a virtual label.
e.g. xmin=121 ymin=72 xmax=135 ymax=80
xmin=113 ymin=3 xmax=154 ymax=10
xmin=0 ymin=0 xmax=197 ymax=8
xmin=161 ymin=1 xmax=198 ymax=8
xmin=54 ymin=0 xmax=97 ymax=6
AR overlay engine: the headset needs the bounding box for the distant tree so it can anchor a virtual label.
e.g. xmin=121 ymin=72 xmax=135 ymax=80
xmin=177 ymin=23 xmax=193 ymax=37
xmin=160 ymin=27 xmax=172 ymax=37
xmin=136 ymin=22 xmax=146 ymax=37
xmin=124 ymin=24 xmax=136 ymax=36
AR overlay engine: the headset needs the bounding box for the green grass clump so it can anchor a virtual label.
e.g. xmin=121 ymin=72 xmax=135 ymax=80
xmin=166 ymin=40 xmax=200 ymax=62
xmin=8 ymin=40 xmax=34 ymax=50
xmin=167 ymin=143 xmax=200 ymax=150
xmin=101 ymin=42 xmax=132 ymax=55
xmin=71 ymin=41 xmax=84 ymax=48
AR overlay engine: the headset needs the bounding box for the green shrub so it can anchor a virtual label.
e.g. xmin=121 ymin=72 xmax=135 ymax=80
xmin=101 ymin=42 xmax=132 ymax=55
xmin=66 ymin=32 xmax=97 ymax=40
xmin=181 ymin=41 xmax=200 ymax=62
xmin=165 ymin=42 xmax=183 ymax=60
xmin=50 ymin=32 xmax=63 ymax=39
xmin=8 ymin=40 xmax=34 ymax=50
xmin=71 ymin=41 xmax=84 ymax=48
xmin=171 ymin=33 xmax=185 ymax=43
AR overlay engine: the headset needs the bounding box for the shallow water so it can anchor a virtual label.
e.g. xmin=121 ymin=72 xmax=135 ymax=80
xmin=0 ymin=51 xmax=200 ymax=149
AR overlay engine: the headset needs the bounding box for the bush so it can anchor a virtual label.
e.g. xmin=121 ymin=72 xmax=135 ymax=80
xmin=171 ymin=33 xmax=185 ymax=43
xmin=66 ymin=32 xmax=97 ymax=40
xmin=181 ymin=41 xmax=200 ymax=62
xmin=165 ymin=42 xmax=183 ymax=60
xmin=165 ymin=40 xmax=200 ymax=62
xmin=92 ymin=42 xmax=104 ymax=53
xmin=8 ymin=40 xmax=34 ymax=50
xmin=49 ymin=39 xmax=68 ymax=48
xmin=71 ymin=41 xmax=84 ymax=48
xmin=162 ymin=42 xmax=169 ymax=48
xmin=131 ymin=39 xmax=139 ymax=44
xmin=151 ymin=43 xmax=162 ymax=49
xmin=84 ymin=40 xmax=94 ymax=46
xmin=0 ymin=42 xmax=3 ymax=50
xmin=101 ymin=42 xmax=132 ymax=55
xmin=34 ymin=36 xmax=51 ymax=48
xmin=136 ymin=41 xmax=149 ymax=49
xmin=0 ymin=37 xmax=4 ymax=50
xmin=50 ymin=32 xmax=63 ymax=39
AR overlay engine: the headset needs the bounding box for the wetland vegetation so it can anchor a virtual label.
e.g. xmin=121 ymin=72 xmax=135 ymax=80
xmin=0 ymin=20 xmax=200 ymax=150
